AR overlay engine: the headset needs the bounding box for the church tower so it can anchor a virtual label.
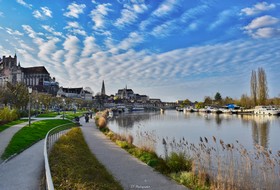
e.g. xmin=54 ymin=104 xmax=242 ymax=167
xmin=101 ymin=80 xmax=106 ymax=96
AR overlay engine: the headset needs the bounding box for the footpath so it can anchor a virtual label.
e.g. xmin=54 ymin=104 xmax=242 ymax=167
xmin=0 ymin=121 xmax=29 ymax=164
xmin=80 ymin=118 xmax=188 ymax=190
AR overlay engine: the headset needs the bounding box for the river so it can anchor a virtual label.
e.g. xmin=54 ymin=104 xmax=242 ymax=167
xmin=107 ymin=110 xmax=280 ymax=158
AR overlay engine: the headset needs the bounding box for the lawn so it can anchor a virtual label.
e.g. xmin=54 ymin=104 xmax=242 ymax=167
xmin=49 ymin=127 xmax=123 ymax=190
xmin=0 ymin=119 xmax=28 ymax=133
xmin=36 ymin=112 xmax=60 ymax=118
xmin=1 ymin=119 xmax=76 ymax=160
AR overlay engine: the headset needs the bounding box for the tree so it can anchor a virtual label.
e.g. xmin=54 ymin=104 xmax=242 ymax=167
xmin=204 ymin=96 xmax=212 ymax=105
xmin=214 ymin=92 xmax=222 ymax=105
xmin=239 ymin=94 xmax=252 ymax=108
xmin=250 ymin=70 xmax=258 ymax=106
xmin=257 ymin=67 xmax=268 ymax=105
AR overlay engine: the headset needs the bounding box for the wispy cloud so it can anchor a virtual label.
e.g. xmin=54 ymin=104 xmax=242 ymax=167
xmin=16 ymin=0 xmax=32 ymax=9
xmin=42 ymin=25 xmax=63 ymax=37
xmin=90 ymin=3 xmax=112 ymax=30
xmin=81 ymin=36 xmax=100 ymax=57
xmin=0 ymin=12 xmax=4 ymax=17
xmin=209 ymin=9 xmax=237 ymax=30
xmin=241 ymin=2 xmax=276 ymax=16
xmin=244 ymin=15 xmax=279 ymax=30
xmin=64 ymin=2 xmax=86 ymax=18
xmin=64 ymin=21 xmax=87 ymax=36
xmin=33 ymin=7 xmax=52 ymax=20
xmin=6 ymin=28 xmax=24 ymax=36
xmin=152 ymin=0 xmax=182 ymax=18
xmin=115 ymin=3 xmax=148 ymax=28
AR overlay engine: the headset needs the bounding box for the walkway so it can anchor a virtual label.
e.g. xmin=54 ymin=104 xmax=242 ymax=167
xmin=81 ymin=118 xmax=188 ymax=190
xmin=0 ymin=121 xmax=29 ymax=163
xmin=0 ymin=140 xmax=44 ymax=190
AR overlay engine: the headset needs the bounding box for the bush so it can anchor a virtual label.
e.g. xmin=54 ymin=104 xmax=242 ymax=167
xmin=0 ymin=107 xmax=20 ymax=122
xmin=166 ymin=152 xmax=193 ymax=173
xmin=98 ymin=116 xmax=107 ymax=128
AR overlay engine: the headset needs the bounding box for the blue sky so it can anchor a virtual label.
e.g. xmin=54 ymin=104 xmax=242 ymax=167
xmin=0 ymin=0 xmax=279 ymax=101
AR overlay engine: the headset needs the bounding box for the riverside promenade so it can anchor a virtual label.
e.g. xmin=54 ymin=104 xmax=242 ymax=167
xmin=80 ymin=118 xmax=188 ymax=190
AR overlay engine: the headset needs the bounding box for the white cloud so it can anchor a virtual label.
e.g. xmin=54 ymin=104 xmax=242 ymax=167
xmin=90 ymin=3 xmax=112 ymax=30
xmin=209 ymin=9 xmax=236 ymax=30
xmin=150 ymin=20 xmax=177 ymax=38
xmin=244 ymin=15 xmax=279 ymax=30
xmin=42 ymin=25 xmax=63 ymax=37
xmin=115 ymin=3 xmax=148 ymax=28
xmin=241 ymin=2 xmax=276 ymax=16
xmin=252 ymin=27 xmax=280 ymax=39
xmin=16 ymin=0 xmax=32 ymax=9
xmin=81 ymin=36 xmax=100 ymax=57
xmin=243 ymin=15 xmax=280 ymax=38
xmin=118 ymin=32 xmax=144 ymax=50
xmin=152 ymin=0 xmax=182 ymax=17
xmin=6 ymin=28 xmax=24 ymax=36
xmin=33 ymin=7 xmax=52 ymax=20
xmin=64 ymin=2 xmax=86 ymax=18
xmin=64 ymin=21 xmax=87 ymax=36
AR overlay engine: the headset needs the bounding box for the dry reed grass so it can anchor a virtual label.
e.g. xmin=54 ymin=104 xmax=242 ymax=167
xmin=163 ymin=136 xmax=280 ymax=190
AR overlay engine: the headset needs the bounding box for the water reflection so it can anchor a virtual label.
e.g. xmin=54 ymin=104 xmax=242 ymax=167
xmin=108 ymin=111 xmax=279 ymax=154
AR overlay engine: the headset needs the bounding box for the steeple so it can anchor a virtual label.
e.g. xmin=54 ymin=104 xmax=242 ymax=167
xmin=101 ymin=80 xmax=106 ymax=96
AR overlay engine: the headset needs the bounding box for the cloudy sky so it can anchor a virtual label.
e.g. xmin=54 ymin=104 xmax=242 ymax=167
xmin=0 ymin=0 xmax=279 ymax=101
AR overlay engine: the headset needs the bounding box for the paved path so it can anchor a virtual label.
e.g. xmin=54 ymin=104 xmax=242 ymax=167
xmin=0 ymin=121 xmax=29 ymax=163
xmin=81 ymin=118 xmax=188 ymax=190
xmin=0 ymin=140 xmax=44 ymax=190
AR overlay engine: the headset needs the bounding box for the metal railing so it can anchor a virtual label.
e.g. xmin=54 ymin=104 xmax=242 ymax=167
xmin=44 ymin=123 xmax=74 ymax=190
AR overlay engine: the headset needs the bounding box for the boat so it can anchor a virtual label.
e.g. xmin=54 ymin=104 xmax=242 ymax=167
xmin=131 ymin=107 xmax=145 ymax=112
xmin=254 ymin=106 xmax=280 ymax=116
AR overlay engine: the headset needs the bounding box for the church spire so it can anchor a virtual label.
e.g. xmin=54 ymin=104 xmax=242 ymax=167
xmin=101 ymin=80 xmax=106 ymax=96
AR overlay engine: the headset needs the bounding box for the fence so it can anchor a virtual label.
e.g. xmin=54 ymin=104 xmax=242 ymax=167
xmin=44 ymin=123 xmax=74 ymax=190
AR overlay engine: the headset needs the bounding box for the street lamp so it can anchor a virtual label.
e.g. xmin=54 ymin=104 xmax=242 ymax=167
xmin=28 ymin=87 xmax=32 ymax=127
xmin=62 ymin=98 xmax=65 ymax=120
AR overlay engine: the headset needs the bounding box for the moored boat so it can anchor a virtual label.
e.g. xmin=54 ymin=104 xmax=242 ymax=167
xmin=254 ymin=106 xmax=280 ymax=115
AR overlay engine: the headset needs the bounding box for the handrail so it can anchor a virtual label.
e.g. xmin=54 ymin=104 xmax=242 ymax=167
xmin=44 ymin=123 xmax=73 ymax=190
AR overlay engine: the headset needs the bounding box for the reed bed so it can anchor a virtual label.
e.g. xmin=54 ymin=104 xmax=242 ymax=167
xmin=162 ymin=136 xmax=280 ymax=190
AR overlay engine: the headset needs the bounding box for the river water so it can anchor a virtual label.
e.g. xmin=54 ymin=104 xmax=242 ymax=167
xmin=107 ymin=110 xmax=280 ymax=157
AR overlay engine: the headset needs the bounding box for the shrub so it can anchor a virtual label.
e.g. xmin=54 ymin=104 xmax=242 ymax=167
xmin=0 ymin=107 xmax=20 ymax=122
xmin=166 ymin=152 xmax=193 ymax=173
xmin=98 ymin=116 xmax=107 ymax=128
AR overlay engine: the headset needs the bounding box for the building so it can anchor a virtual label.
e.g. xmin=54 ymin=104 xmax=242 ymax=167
xmin=0 ymin=54 xmax=59 ymax=95
xmin=116 ymin=86 xmax=135 ymax=100
xmin=57 ymin=87 xmax=93 ymax=101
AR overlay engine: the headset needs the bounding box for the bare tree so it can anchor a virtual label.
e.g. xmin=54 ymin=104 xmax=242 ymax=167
xmin=257 ymin=67 xmax=268 ymax=105
xmin=250 ymin=70 xmax=258 ymax=106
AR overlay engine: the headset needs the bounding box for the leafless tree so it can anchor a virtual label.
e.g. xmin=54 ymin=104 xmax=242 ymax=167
xmin=250 ymin=70 xmax=258 ymax=106
xmin=257 ymin=67 xmax=268 ymax=105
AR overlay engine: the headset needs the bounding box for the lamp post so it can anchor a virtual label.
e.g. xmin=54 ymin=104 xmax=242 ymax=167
xmin=62 ymin=98 xmax=65 ymax=120
xmin=28 ymin=87 xmax=32 ymax=127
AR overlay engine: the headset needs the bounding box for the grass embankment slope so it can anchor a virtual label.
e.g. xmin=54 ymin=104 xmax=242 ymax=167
xmin=1 ymin=119 xmax=75 ymax=159
xmin=0 ymin=119 xmax=27 ymax=133
xmin=49 ymin=127 xmax=123 ymax=190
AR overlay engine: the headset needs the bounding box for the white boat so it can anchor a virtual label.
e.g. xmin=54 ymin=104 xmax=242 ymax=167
xmin=132 ymin=107 xmax=144 ymax=112
xmin=254 ymin=106 xmax=280 ymax=115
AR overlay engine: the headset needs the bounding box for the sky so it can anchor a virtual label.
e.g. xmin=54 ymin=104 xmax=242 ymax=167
xmin=0 ymin=0 xmax=279 ymax=102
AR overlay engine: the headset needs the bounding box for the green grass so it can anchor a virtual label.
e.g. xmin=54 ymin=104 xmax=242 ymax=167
xmin=49 ymin=127 xmax=123 ymax=190
xmin=1 ymin=119 xmax=75 ymax=160
xmin=36 ymin=112 xmax=60 ymax=118
xmin=0 ymin=119 xmax=28 ymax=133
xmin=64 ymin=111 xmax=85 ymax=120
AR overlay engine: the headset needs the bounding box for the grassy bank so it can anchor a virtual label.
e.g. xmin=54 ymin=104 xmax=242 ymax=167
xmin=49 ymin=127 xmax=123 ymax=190
xmin=1 ymin=119 xmax=75 ymax=159
xmin=0 ymin=119 xmax=28 ymax=133
xmin=36 ymin=112 xmax=60 ymax=118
